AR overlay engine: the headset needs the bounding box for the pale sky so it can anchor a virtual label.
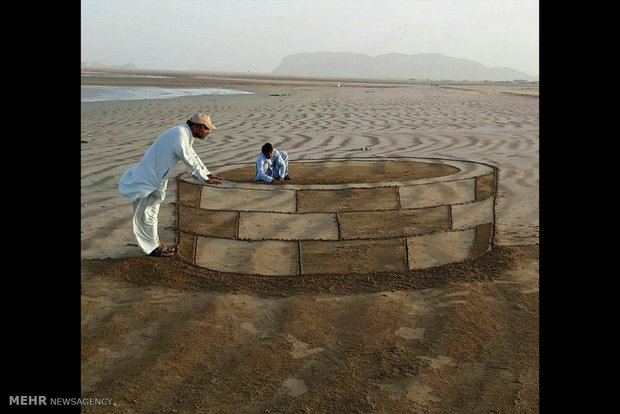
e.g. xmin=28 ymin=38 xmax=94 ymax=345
xmin=81 ymin=0 xmax=539 ymax=76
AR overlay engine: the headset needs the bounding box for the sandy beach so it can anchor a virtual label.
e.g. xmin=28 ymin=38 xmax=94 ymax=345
xmin=81 ymin=71 xmax=539 ymax=412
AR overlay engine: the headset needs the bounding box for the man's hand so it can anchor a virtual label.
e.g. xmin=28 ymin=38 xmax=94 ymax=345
xmin=270 ymin=178 xmax=284 ymax=184
xmin=206 ymin=178 xmax=222 ymax=185
xmin=208 ymin=173 xmax=224 ymax=180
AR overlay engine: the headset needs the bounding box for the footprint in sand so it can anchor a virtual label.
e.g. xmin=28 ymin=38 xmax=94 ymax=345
xmin=240 ymin=322 xmax=258 ymax=334
xmin=436 ymin=300 xmax=469 ymax=307
xmin=445 ymin=290 xmax=471 ymax=297
xmin=406 ymin=383 xmax=440 ymax=404
xmin=282 ymin=377 xmax=308 ymax=396
xmin=417 ymin=355 xmax=455 ymax=370
xmin=286 ymin=335 xmax=325 ymax=359
xmin=396 ymin=327 xmax=426 ymax=340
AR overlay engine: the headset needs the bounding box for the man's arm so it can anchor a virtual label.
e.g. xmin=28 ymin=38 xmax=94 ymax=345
xmin=177 ymin=134 xmax=221 ymax=184
xmin=191 ymin=144 xmax=223 ymax=180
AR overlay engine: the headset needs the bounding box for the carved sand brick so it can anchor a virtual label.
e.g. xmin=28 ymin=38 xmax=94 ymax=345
xmin=407 ymin=229 xmax=475 ymax=270
xmin=195 ymin=237 xmax=300 ymax=276
xmin=399 ymin=179 xmax=475 ymax=209
xmin=338 ymin=206 xmax=450 ymax=239
xmin=239 ymin=212 xmax=338 ymax=240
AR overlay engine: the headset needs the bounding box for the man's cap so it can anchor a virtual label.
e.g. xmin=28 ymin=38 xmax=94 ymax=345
xmin=190 ymin=112 xmax=217 ymax=130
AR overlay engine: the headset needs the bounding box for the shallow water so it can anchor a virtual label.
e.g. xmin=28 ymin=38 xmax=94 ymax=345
xmin=81 ymin=85 xmax=253 ymax=102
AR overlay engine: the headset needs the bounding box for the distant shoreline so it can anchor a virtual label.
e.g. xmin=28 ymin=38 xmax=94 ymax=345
xmin=81 ymin=67 xmax=539 ymax=93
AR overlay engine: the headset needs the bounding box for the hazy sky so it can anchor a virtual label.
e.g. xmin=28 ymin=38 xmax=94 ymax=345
xmin=81 ymin=0 xmax=539 ymax=76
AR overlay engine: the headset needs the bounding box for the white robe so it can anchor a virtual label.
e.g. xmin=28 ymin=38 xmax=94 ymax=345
xmin=255 ymin=149 xmax=289 ymax=182
xmin=119 ymin=124 xmax=212 ymax=254
xmin=119 ymin=124 xmax=211 ymax=201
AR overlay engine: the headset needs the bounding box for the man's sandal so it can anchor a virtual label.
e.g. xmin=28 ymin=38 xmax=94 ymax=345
xmin=161 ymin=245 xmax=176 ymax=254
xmin=148 ymin=246 xmax=175 ymax=257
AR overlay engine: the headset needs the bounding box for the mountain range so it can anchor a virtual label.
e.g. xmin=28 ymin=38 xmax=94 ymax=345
xmin=273 ymin=52 xmax=538 ymax=82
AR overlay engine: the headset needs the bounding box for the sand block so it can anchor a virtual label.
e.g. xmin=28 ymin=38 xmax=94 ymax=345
xmin=200 ymin=186 xmax=296 ymax=213
xmin=178 ymin=205 xmax=238 ymax=238
xmin=195 ymin=237 xmax=299 ymax=276
xmin=475 ymin=173 xmax=496 ymax=201
xmin=472 ymin=223 xmax=494 ymax=256
xmin=338 ymin=206 xmax=450 ymax=239
xmin=451 ymin=198 xmax=494 ymax=230
xmin=176 ymin=231 xmax=197 ymax=263
xmin=239 ymin=212 xmax=338 ymax=240
xmin=297 ymin=187 xmax=400 ymax=213
xmin=407 ymin=229 xmax=475 ymax=269
xmin=399 ymin=180 xmax=475 ymax=209
xmin=300 ymin=239 xmax=407 ymax=274
xmin=177 ymin=180 xmax=202 ymax=208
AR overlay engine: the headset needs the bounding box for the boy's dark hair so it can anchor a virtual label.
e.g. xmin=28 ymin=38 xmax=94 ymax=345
xmin=261 ymin=143 xmax=273 ymax=155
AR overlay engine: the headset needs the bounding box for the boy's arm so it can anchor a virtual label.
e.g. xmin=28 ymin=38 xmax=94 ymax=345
xmin=255 ymin=156 xmax=273 ymax=182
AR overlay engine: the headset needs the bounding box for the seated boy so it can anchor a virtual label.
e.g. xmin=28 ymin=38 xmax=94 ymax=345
xmin=255 ymin=143 xmax=290 ymax=184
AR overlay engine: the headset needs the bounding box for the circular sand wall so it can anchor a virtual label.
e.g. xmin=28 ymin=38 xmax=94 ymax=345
xmin=175 ymin=157 xmax=497 ymax=276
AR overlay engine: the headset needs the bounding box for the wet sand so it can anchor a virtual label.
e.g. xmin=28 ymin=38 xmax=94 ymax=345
xmin=81 ymin=71 xmax=538 ymax=412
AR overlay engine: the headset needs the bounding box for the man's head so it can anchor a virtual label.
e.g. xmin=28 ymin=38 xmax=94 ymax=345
xmin=261 ymin=143 xmax=274 ymax=159
xmin=187 ymin=112 xmax=217 ymax=139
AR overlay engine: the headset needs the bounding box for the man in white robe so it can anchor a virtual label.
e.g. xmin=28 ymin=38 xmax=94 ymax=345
xmin=119 ymin=113 xmax=223 ymax=257
xmin=255 ymin=143 xmax=290 ymax=184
